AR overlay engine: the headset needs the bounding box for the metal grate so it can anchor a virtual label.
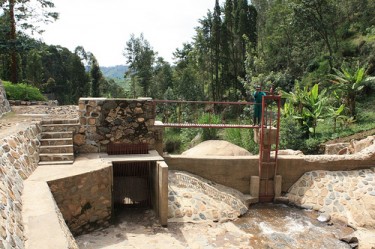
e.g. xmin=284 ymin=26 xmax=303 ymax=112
xmin=113 ymin=162 xmax=152 ymax=208
xmin=107 ymin=143 xmax=149 ymax=155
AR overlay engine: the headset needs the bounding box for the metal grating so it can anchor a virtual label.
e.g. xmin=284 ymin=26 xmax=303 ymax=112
xmin=107 ymin=143 xmax=149 ymax=155
xmin=113 ymin=162 xmax=152 ymax=208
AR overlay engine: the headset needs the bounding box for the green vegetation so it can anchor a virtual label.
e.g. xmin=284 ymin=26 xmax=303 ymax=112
xmin=3 ymin=81 xmax=46 ymax=101
xmin=1 ymin=0 xmax=375 ymax=154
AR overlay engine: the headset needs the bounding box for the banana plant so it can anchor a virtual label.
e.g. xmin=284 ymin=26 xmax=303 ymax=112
xmin=330 ymin=64 xmax=371 ymax=117
xmin=327 ymin=104 xmax=347 ymax=133
xmin=282 ymin=83 xmax=327 ymax=137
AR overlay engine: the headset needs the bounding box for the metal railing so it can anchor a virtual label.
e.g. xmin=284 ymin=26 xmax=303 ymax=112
xmin=152 ymin=100 xmax=259 ymax=128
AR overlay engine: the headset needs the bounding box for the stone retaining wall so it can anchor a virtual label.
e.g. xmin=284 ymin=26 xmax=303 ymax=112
xmin=287 ymin=168 xmax=375 ymax=229
xmin=48 ymin=167 xmax=112 ymax=236
xmin=75 ymin=98 xmax=163 ymax=154
xmin=0 ymin=80 xmax=11 ymax=117
xmin=0 ymin=124 xmax=41 ymax=248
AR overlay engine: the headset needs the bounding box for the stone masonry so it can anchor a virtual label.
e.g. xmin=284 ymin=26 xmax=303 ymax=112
xmin=0 ymin=80 xmax=11 ymax=117
xmin=75 ymin=98 xmax=162 ymax=154
xmin=287 ymin=168 xmax=375 ymax=229
xmin=0 ymin=124 xmax=41 ymax=249
xmin=168 ymin=171 xmax=248 ymax=223
xmin=48 ymin=166 xmax=112 ymax=236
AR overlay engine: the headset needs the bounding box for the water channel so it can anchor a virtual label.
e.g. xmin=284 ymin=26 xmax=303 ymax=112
xmin=76 ymin=203 xmax=354 ymax=248
xmin=234 ymin=203 xmax=354 ymax=249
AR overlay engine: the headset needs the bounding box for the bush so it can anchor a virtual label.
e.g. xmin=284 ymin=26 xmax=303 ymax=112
xmin=199 ymin=113 xmax=221 ymax=140
xmin=3 ymin=81 xmax=46 ymax=101
xmin=163 ymin=128 xmax=182 ymax=154
xmin=303 ymin=138 xmax=322 ymax=154
xmin=279 ymin=117 xmax=305 ymax=150
xmin=223 ymin=128 xmax=258 ymax=154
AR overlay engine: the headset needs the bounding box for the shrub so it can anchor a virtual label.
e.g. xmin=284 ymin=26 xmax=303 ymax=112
xmin=199 ymin=113 xmax=221 ymax=140
xmin=3 ymin=81 xmax=46 ymax=101
xmin=224 ymin=128 xmax=258 ymax=154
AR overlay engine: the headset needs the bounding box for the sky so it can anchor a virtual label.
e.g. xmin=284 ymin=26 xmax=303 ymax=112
xmin=40 ymin=0 xmax=224 ymax=67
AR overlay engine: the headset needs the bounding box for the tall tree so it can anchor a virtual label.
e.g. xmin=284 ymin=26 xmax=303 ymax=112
xmin=211 ymin=0 xmax=222 ymax=101
xmin=292 ymin=0 xmax=338 ymax=71
xmin=1 ymin=0 xmax=58 ymax=83
xmin=123 ymin=33 xmax=156 ymax=97
xmin=90 ymin=55 xmax=102 ymax=97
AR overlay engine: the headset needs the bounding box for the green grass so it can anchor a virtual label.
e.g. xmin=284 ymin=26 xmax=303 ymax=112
xmin=316 ymin=93 xmax=375 ymax=142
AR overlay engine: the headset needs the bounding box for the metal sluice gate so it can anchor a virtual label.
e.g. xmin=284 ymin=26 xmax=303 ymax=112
xmin=113 ymin=161 xmax=153 ymax=208
xmin=109 ymin=143 xmax=152 ymax=208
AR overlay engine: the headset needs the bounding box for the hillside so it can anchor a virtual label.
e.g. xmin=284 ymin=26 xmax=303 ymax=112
xmin=100 ymin=65 xmax=128 ymax=80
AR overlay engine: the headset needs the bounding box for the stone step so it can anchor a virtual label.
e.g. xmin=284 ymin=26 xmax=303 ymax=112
xmin=40 ymin=145 xmax=73 ymax=154
xmin=41 ymin=124 xmax=79 ymax=132
xmin=40 ymin=138 xmax=73 ymax=146
xmin=41 ymin=119 xmax=79 ymax=125
xmin=38 ymin=160 xmax=74 ymax=166
xmin=41 ymin=132 xmax=73 ymax=139
xmin=243 ymin=194 xmax=259 ymax=206
xmin=39 ymin=153 xmax=74 ymax=162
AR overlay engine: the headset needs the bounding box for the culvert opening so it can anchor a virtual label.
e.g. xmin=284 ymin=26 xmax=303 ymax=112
xmin=112 ymin=161 xmax=153 ymax=210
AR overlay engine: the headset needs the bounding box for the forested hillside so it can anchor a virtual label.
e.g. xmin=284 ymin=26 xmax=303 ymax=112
xmin=1 ymin=0 xmax=375 ymax=153
xmin=100 ymin=65 xmax=128 ymax=80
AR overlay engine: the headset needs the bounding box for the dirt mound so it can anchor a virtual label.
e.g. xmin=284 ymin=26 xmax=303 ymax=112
xmin=182 ymin=140 xmax=251 ymax=156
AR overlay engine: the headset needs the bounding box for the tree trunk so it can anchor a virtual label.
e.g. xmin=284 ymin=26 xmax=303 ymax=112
xmin=9 ymin=0 xmax=18 ymax=83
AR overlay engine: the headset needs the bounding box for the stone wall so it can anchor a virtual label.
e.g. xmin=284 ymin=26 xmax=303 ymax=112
xmin=48 ymin=166 xmax=112 ymax=236
xmin=75 ymin=98 xmax=163 ymax=154
xmin=0 ymin=79 xmax=11 ymax=117
xmin=0 ymin=124 xmax=41 ymax=249
xmin=287 ymin=168 xmax=375 ymax=229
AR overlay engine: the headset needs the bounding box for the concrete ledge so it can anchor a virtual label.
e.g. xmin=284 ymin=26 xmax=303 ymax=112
xmin=22 ymin=154 xmax=113 ymax=248
xmin=22 ymin=181 xmax=78 ymax=249
xmin=100 ymin=150 xmax=164 ymax=162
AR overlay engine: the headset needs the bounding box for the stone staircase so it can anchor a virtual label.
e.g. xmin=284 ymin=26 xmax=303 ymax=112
xmin=38 ymin=119 xmax=79 ymax=165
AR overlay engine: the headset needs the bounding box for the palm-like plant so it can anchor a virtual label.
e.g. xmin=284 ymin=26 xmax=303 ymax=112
xmin=282 ymin=83 xmax=327 ymax=137
xmin=330 ymin=64 xmax=369 ymax=118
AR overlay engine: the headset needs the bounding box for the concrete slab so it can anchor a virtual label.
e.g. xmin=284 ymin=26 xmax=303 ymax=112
xmin=100 ymin=150 xmax=164 ymax=162
xmin=22 ymin=181 xmax=71 ymax=249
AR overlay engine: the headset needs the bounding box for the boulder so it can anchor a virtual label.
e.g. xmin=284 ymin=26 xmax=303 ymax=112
xmin=349 ymin=136 xmax=375 ymax=154
xmin=182 ymin=140 xmax=251 ymax=156
xmin=324 ymin=143 xmax=350 ymax=155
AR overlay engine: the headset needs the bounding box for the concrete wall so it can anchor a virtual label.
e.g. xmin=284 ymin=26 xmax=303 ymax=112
xmin=0 ymin=79 xmax=11 ymax=117
xmin=75 ymin=98 xmax=163 ymax=154
xmin=0 ymin=124 xmax=41 ymax=248
xmin=152 ymin=161 xmax=168 ymax=226
xmin=165 ymin=147 xmax=375 ymax=195
xmin=278 ymin=152 xmax=375 ymax=192
xmin=164 ymin=155 xmax=259 ymax=194
xmin=48 ymin=166 xmax=112 ymax=236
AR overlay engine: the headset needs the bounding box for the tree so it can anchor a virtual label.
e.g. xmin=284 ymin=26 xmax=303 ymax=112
xmin=1 ymin=0 xmax=58 ymax=83
xmin=90 ymin=55 xmax=102 ymax=97
xmin=25 ymin=49 xmax=44 ymax=86
xmin=150 ymin=57 xmax=173 ymax=99
xmin=123 ymin=33 xmax=156 ymax=97
xmin=292 ymin=0 xmax=338 ymax=71
xmin=211 ymin=0 xmax=221 ymax=101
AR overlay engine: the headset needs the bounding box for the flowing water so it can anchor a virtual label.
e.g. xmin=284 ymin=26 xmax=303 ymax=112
xmin=234 ymin=203 xmax=354 ymax=249
xmin=76 ymin=204 xmax=354 ymax=248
